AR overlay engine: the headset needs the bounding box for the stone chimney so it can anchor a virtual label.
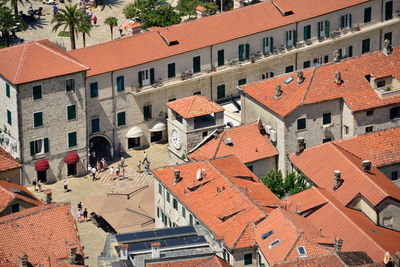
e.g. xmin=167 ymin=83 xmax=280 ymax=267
xmin=296 ymin=71 xmax=305 ymax=84
xmin=43 ymin=189 xmax=52 ymax=204
xmin=119 ymin=244 xmax=128 ymax=260
xmin=195 ymin=6 xmax=206 ymax=18
xmin=333 ymin=49 xmax=341 ymax=62
xmin=296 ymin=138 xmax=305 ymax=153
xmin=334 ymin=71 xmax=343 ymax=85
xmin=174 ymin=170 xmax=181 ymax=184
xmin=274 ymin=84 xmax=282 ymax=98
xmin=335 ymin=239 xmax=343 ymax=252
xmin=362 ymin=160 xmax=371 ymax=172
xmin=383 ymin=39 xmax=393 ymax=56
xmin=151 ymin=242 xmax=161 ymax=259
xmin=18 ymin=255 xmax=28 ymax=267
xmin=69 ymin=247 xmax=77 ymax=264
xmin=333 ymin=170 xmax=343 ymax=191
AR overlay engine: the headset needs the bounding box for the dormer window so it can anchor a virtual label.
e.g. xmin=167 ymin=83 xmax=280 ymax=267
xmin=297 ymin=246 xmax=307 ymax=257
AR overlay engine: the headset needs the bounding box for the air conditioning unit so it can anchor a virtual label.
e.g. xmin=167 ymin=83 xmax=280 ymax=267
xmin=270 ymin=130 xmax=277 ymax=142
xmin=265 ymin=125 xmax=272 ymax=134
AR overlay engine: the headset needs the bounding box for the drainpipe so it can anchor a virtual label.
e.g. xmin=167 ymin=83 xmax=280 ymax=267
xmin=294 ymin=22 xmax=298 ymax=70
xmin=16 ymin=85 xmax=23 ymax=185
xmin=84 ymin=72 xmax=88 ymax=174
xmin=380 ymin=0 xmax=384 ymax=22
xmin=210 ymin=45 xmax=214 ymax=100
xmin=111 ymin=71 xmax=116 ymax=149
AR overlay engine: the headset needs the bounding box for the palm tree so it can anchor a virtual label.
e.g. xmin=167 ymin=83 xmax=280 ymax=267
xmin=51 ymin=4 xmax=84 ymax=50
xmin=9 ymin=0 xmax=30 ymax=17
xmin=0 ymin=6 xmax=20 ymax=46
xmin=76 ymin=14 xmax=92 ymax=48
xmin=104 ymin=16 xmax=117 ymax=40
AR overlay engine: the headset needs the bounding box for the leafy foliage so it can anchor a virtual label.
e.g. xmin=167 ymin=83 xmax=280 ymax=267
xmin=176 ymin=0 xmax=218 ymax=17
xmin=0 ymin=5 xmax=24 ymax=46
xmin=104 ymin=16 xmax=117 ymax=40
xmin=8 ymin=0 xmax=30 ymax=16
xmin=76 ymin=14 xmax=92 ymax=47
xmin=261 ymin=170 xmax=311 ymax=199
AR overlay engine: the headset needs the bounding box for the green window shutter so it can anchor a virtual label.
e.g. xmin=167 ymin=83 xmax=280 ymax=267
xmin=150 ymin=68 xmax=155 ymax=84
xmin=349 ymin=14 xmax=352 ymax=28
xmin=303 ymin=26 xmax=307 ymax=41
xmin=217 ymin=49 xmax=224 ymax=66
xmin=303 ymin=61 xmax=310 ymax=68
xmin=138 ymin=72 xmax=143 ymax=87
xmin=245 ymin=43 xmax=250 ymax=60
xmin=44 ymin=138 xmax=49 ymax=153
xmin=270 ymin=37 xmax=274 ymax=53
xmin=238 ymin=44 xmax=244 ymax=61
xmin=168 ymin=63 xmax=176 ymax=78
xmin=340 ymin=15 xmax=345 ymax=28
xmin=317 ymin=22 xmax=321 ymax=38
xmin=6 ymin=83 xmax=10 ymax=98
xmin=217 ymin=84 xmax=225 ymax=99
xmin=292 ymin=30 xmax=297 ymax=45
xmin=285 ymin=31 xmax=289 ymax=47
xmin=90 ymin=82 xmax=98 ymax=98
xmin=364 ymin=7 xmax=371 ymax=23
xmin=34 ymin=112 xmax=43 ymax=127
xmin=91 ymin=118 xmax=100 ymax=133
xmin=33 ymin=85 xmax=42 ymax=100
xmin=238 ymin=79 xmax=246 ymax=86
xmin=116 ymin=76 xmax=124 ymax=91
xmin=7 ymin=110 xmax=12 ymax=125
xmin=117 ymin=112 xmax=126 ymax=126
xmin=193 ymin=56 xmax=201 ymax=73
xmin=30 ymin=141 xmax=35 ymax=156
xmin=324 ymin=21 xmax=330 ymax=37
xmin=385 ymin=1 xmax=393 ymax=20
xmin=262 ymin=38 xmax=266 ymax=53
xmin=67 ymin=105 xmax=76 ymax=120
xmin=68 ymin=132 xmax=77 ymax=147
xmin=348 ymin=45 xmax=353 ymax=57
xmin=144 ymin=106 xmax=149 ymax=121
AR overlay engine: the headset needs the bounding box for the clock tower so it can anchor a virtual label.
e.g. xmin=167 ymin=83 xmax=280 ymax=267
xmin=166 ymin=95 xmax=225 ymax=164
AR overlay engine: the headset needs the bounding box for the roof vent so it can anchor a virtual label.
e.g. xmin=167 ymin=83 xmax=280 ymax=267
xmin=333 ymin=49 xmax=341 ymax=62
xmin=224 ymin=137 xmax=233 ymax=146
xmin=383 ymin=39 xmax=393 ymax=56
xmin=334 ymin=71 xmax=343 ymax=85
xmin=333 ymin=170 xmax=343 ymax=191
xmin=174 ymin=170 xmax=182 ymax=184
xmin=335 ymin=239 xmax=343 ymax=252
xmin=296 ymin=137 xmax=305 ymax=153
xmin=362 ymin=160 xmax=371 ymax=172
xmin=274 ymin=84 xmax=282 ymax=98
xmin=296 ymin=71 xmax=305 ymax=84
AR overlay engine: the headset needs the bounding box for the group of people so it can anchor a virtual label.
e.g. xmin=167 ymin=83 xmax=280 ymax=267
xmin=32 ymin=179 xmax=42 ymax=192
xmin=88 ymin=156 xmax=126 ymax=181
xmin=76 ymin=201 xmax=89 ymax=223
xmin=137 ymin=151 xmax=151 ymax=175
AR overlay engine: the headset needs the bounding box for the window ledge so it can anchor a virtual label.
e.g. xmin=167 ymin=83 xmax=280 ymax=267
xmin=296 ymin=129 xmax=307 ymax=133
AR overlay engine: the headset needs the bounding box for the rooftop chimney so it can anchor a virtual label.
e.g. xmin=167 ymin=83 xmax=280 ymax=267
xmin=383 ymin=39 xmax=393 ymax=56
xmin=296 ymin=71 xmax=305 ymax=84
xmin=151 ymin=242 xmax=161 ymax=259
xmin=362 ymin=160 xmax=371 ymax=172
xmin=274 ymin=84 xmax=282 ymax=98
xmin=119 ymin=244 xmax=128 ymax=260
xmin=334 ymin=71 xmax=343 ymax=85
xmin=333 ymin=170 xmax=343 ymax=191
xmin=333 ymin=49 xmax=341 ymax=62
xmin=174 ymin=170 xmax=181 ymax=184
xmin=296 ymin=138 xmax=305 ymax=153
xmin=69 ymin=247 xmax=77 ymax=264
xmin=335 ymin=239 xmax=343 ymax=252
xmin=18 ymin=255 xmax=28 ymax=267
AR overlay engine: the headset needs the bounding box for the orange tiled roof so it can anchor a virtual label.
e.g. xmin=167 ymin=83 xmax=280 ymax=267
xmin=189 ymin=121 xmax=278 ymax=163
xmin=0 ymin=202 xmax=83 ymax=266
xmin=0 ymin=180 xmax=42 ymax=213
xmin=68 ymin=0 xmax=368 ymax=77
xmin=254 ymin=208 xmax=334 ymax=265
xmin=0 ymin=147 xmax=21 ymax=172
xmin=152 ymin=156 xmax=280 ymax=249
xmin=333 ymin=128 xmax=400 ymax=167
xmin=243 ymin=48 xmax=400 ymax=117
xmin=233 ymin=222 xmax=255 ymax=249
xmin=148 ymin=255 xmax=232 ymax=267
xmin=0 ymin=40 xmax=88 ymax=85
xmin=286 ymin=187 xmax=400 ymax=262
xmin=289 ymin=142 xmax=400 ymax=207
xmin=167 ymin=95 xmax=224 ymax=119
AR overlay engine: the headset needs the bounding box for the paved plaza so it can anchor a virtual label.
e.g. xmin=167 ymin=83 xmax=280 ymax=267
xmin=28 ymin=143 xmax=170 ymax=266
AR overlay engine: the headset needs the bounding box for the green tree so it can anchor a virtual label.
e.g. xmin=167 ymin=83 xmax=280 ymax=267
xmin=0 ymin=5 xmax=23 ymax=46
xmin=76 ymin=14 xmax=92 ymax=48
xmin=51 ymin=4 xmax=85 ymax=50
xmin=104 ymin=16 xmax=118 ymax=40
xmin=9 ymin=0 xmax=30 ymax=16
xmin=200 ymin=1 xmax=218 ymax=15
xmin=176 ymin=0 xmax=197 ymax=17
xmin=261 ymin=170 xmax=311 ymax=199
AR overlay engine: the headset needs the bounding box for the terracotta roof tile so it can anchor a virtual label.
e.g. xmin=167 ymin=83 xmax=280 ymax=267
xmin=0 ymin=180 xmax=42 ymax=213
xmin=188 ymin=121 xmax=278 ymax=163
xmin=243 ymin=48 xmax=400 ymax=117
xmin=286 ymin=187 xmax=400 ymax=262
xmin=167 ymin=95 xmax=224 ymax=119
xmin=289 ymin=142 xmax=400 ymax=207
xmin=152 ymin=156 xmax=279 ymax=249
xmin=234 ymin=223 xmax=255 ymax=249
xmin=0 ymin=147 xmax=21 ymax=172
xmin=148 ymin=255 xmax=232 ymax=267
xmin=68 ymin=0 xmax=368 ymax=77
xmin=0 ymin=202 xmax=83 ymax=266
xmin=0 ymin=40 xmax=88 ymax=85
xmin=333 ymin=128 xmax=400 ymax=167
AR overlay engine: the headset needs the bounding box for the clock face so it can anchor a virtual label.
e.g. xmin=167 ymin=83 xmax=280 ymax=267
xmin=172 ymin=130 xmax=182 ymax=150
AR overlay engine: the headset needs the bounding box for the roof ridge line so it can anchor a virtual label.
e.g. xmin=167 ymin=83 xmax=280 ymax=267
xmin=0 ymin=202 xmax=65 ymax=224
xmin=300 ymin=67 xmax=317 ymax=105
xmin=231 ymin=221 xmax=254 ymax=249
xmin=186 ymin=96 xmax=197 ymax=118
xmin=14 ymin=43 xmax=29 ymax=84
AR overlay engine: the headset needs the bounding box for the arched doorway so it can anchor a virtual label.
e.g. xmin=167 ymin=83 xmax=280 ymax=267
xmin=89 ymin=136 xmax=111 ymax=165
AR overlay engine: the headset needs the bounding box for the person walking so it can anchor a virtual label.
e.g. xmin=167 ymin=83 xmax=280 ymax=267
xmin=78 ymin=201 xmax=82 ymax=211
xmin=118 ymin=143 xmax=123 ymax=157
xmin=37 ymin=180 xmax=42 ymax=192
xmin=92 ymin=16 xmax=97 ymax=25
xmin=145 ymin=162 xmax=151 ymax=175
xmin=32 ymin=179 xmax=37 ymax=192
xmin=63 ymin=179 xmax=69 ymax=193
xmin=100 ymin=158 xmax=106 ymax=171
xmin=137 ymin=161 xmax=141 ymax=173
xmin=120 ymin=156 xmax=125 ymax=167
xmin=143 ymin=151 xmax=149 ymax=164
xmin=115 ymin=165 xmax=120 ymax=180
xmin=91 ymin=167 xmax=97 ymax=181
xmin=83 ymin=208 xmax=88 ymax=221
xmin=77 ymin=209 xmax=82 ymax=223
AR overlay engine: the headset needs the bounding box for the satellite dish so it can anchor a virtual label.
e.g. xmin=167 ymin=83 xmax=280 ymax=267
xmin=196 ymin=169 xmax=202 ymax=180
xmin=383 ymin=251 xmax=390 ymax=264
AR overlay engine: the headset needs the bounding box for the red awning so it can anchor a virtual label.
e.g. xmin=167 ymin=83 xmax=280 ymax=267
xmin=35 ymin=160 xmax=49 ymax=172
xmin=64 ymin=152 xmax=80 ymax=164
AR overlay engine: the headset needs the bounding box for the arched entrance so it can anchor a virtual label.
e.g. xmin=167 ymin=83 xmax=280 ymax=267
xmin=89 ymin=136 xmax=111 ymax=165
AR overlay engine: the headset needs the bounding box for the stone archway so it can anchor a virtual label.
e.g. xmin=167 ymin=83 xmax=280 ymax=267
xmin=89 ymin=135 xmax=112 ymax=164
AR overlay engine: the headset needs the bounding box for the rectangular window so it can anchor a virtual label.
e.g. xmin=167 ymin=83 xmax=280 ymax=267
xmin=173 ymin=198 xmax=178 ymax=210
xmin=344 ymin=125 xmax=349 ymax=135
xmin=166 ymin=191 xmax=170 ymax=202
xmin=168 ymin=97 xmax=176 ymax=102
xmin=348 ymin=45 xmax=353 ymax=57
xmin=67 ymin=105 xmax=76 ymax=120
xmin=182 ymin=206 xmax=186 ymax=218
xmin=324 ymin=55 xmax=329 ymax=63
xmin=6 ymin=83 xmax=10 ymax=98
xmin=385 ymin=0 xmax=393 ymax=20
xmin=33 ymin=85 xmax=43 ymax=100
xmin=91 ymin=118 xmax=100 ymax=133
xmin=30 ymin=138 xmax=49 ymax=156
xmin=285 ymin=65 xmax=294 ymax=73
xmin=303 ymin=61 xmax=310 ymax=68
xmin=365 ymin=126 xmax=373 ymax=133
xmin=238 ymin=79 xmax=247 ymax=86
xmin=317 ymin=20 xmax=330 ymax=38
xmin=158 ymin=184 xmax=163 ymax=195
xmin=68 ymin=132 xmax=77 ymax=147
xmin=34 ymin=112 xmax=43 ymax=127
xmin=362 ymin=38 xmax=370 ymax=53
xmin=117 ymin=111 xmax=126 ymax=126
xmin=116 ymin=76 xmax=125 ymax=91
xmin=384 ymin=32 xmax=392 ymax=43
xmin=193 ymin=56 xmax=201 ymax=73
xmin=262 ymin=72 xmax=274 ymax=79
xmin=303 ymin=25 xmax=311 ymax=41
xmin=322 ymin=113 xmax=331 ymax=125
xmin=244 ymin=253 xmax=252 ymax=265
xmin=90 ymin=82 xmax=98 ymax=98
xmin=366 ymin=109 xmax=374 ymax=116
xmin=11 ymin=203 xmax=19 ymax=213
xmin=189 ymin=214 xmax=193 ymax=225
xmin=217 ymin=84 xmax=225 ymax=99
xmin=143 ymin=105 xmax=152 ymax=121
xmin=193 ymin=91 xmax=201 ymax=95
xmin=139 ymin=68 xmax=155 ymax=87
xmin=157 ymin=207 xmax=160 ymax=218
xmin=65 ymin=79 xmax=75 ymax=92
xmin=364 ymin=7 xmax=372 ymax=23
xmin=340 ymin=14 xmax=352 ymax=29
xmin=323 ymin=137 xmax=332 ymax=143
xmin=168 ymin=63 xmax=176 ymax=78
xmin=391 ymin=171 xmax=399 ymax=181
xmin=285 ymin=30 xmax=296 ymax=47
xmin=217 ymin=49 xmax=224 ymax=66
xmin=7 ymin=109 xmax=12 ymax=125
xmin=262 ymin=37 xmax=273 ymax=53
xmin=238 ymin=44 xmax=250 ymax=61
xmin=390 ymin=107 xmax=400 ymax=119
xmin=297 ymin=118 xmax=306 ymax=130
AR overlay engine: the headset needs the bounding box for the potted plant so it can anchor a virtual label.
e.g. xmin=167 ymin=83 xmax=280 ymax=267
xmin=180 ymin=72 xmax=185 ymax=80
